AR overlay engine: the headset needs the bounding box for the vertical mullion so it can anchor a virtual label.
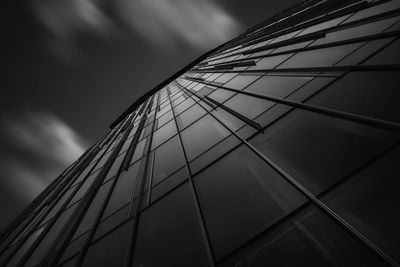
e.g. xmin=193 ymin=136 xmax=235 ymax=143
xmin=39 ymin=114 xmax=134 ymax=267
xmin=75 ymin=112 xmax=140 ymax=266
xmin=0 ymin=140 xmax=104 ymax=266
xmin=124 ymin=95 xmax=158 ymax=267
xmin=146 ymin=93 xmax=161 ymax=206
xmin=166 ymin=86 xmax=217 ymax=267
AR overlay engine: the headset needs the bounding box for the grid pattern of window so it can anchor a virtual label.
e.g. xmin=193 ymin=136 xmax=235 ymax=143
xmin=1 ymin=0 xmax=400 ymax=266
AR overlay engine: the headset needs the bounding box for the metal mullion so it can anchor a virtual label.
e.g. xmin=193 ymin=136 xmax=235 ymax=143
xmin=188 ymin=63 xmax=400 ymax=75
xmin=11 ymin=129 xmax=118 ymax=266
xmin=0 ymin=135 xmax=106 ymax=250
xmin=0 ymin=138 xmax=106 ymax=263
xmin=243 ymin=31 xmax=326 ymax=55
xmin=121 ymin=100 xmax=151 ymax=171
xmin=244 ymin=29 xmax=400 ymax=59
xmin=177 ymin=79 xmax=399 ymax=267
xmin=208 ymin=0 xmax=391 ymax=61
xmin=204 ymin=96 xmax=263 ymax=131
xmin=146 ymin=93 xmax=161 ymax=206
xmin=40 ymin=114 xmax=134 ymax=267
xmin=231 ymin=0 xmax=374 ymax=50
xmin=0 ymin=152 xmax=83 ymax=248
xmin=183 ymin=77 xmax=400 ymax=132
xmin=1 ymin=146 xmax=100 ymax=266
xmin=124 ymin=96 xmax=158 ymax=267
xmin=164 ymin=86 xmax=217 ymax=267
xmin=75 ymin=112 xmax=141 ymax=267
xmin=241 ymin=0 xmax=373 ymax=48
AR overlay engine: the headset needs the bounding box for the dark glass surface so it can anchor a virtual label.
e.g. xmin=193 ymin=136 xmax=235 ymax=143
xmin=245 ymin=75 xmax=314 ymax=98
xmin=207 ymin=88 xmax=236 ymax=103
xmin=103 ymin=161 xmax=140 ymax=218
xmin=223 ymin=75 xmax=259 ymax=90
xmin=26 ymin=205 xmax=78 ymax=266
xmin=151 ymin=120 xmax=177 ymax=150
xmin=278 ymin=43 xmax=360 ymax=68
xmin=249 ymin=109 xmax=399 ymax=194
xmin=150 ymin=167 xmax=188 ymax=203
xmin=176 ymin=103 xmax=207 ymax=130
xmin=152 ymin=136 xmax=185 ymax=185
xmin=364 ymin=39 xmax=400 ymax=65
xmin=181 ymin=115 xmax=230 ymax=161
xmin=82 ymin=221 xmax=131 ymax=267
xmin=132 ymin=183 xmax=209 ymax=267
xmin=308 ymin=71 xmax=400 ymax=124
xmin=195 ymin=145 xmax=306 ymax=258
xmin=73 ymin=181 xmax=113 ymax=238
xmin=224 ymin=94 xmax=273 ymax=119
xmin=234 ymin=207 xmax=385 ymax=267
xmin=249 ymin=54 xmax=294 ymax=70
xmin=323 ymin=147 xmax=400 ymax=263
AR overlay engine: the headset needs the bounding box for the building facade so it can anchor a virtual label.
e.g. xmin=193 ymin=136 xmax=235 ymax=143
xmin=1 ymin=0 xmax=400 ymax=266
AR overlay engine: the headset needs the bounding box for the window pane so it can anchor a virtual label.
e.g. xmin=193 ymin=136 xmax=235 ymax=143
xmin=181 ymin=115 xmax=230 ymax=161
xmin=224 ymin=94 xmax=273 ymax=119
xmin=195 ymin=145 xmax=306 ymax=258
xmin=223 ymin=75 xmax=259 ymax=90
xmin=232 ymin=206 xmax=385 ymax=267
xmin=157 ymin=110 xmax=173 ymax=129
xmin=73 ymin=181 xmax=113 ymax=238
xmin=176 ymin=104 xmax=207 ymax=130
xmin=248 ymin=54 xmax=294 ymax=70
xmin=133 ymin=183 xmax=209 ymax=267
xmin=152 ymin=136 xmax=185 ymax=185
xmin=207 ymin=88 xmax=236 ymax=103
xmin=323 ymin=147 xmax=400 ymax=263
xmin=151 ymin=120 xmax=177 ymax=150
xmin=249 ymin=110 xmax=398 ymax=195
xmin=82 ymin=221 xmax=130 ymax=267
xmin=277 ymin=43 xmax=360 ymax=68
xmin=308 ymin=71 xmax=400 ymax=124
xmin=103 ymin=161 xmax=140 ymax=218
xmin=245 ymin=75 xmax=314 ymax=98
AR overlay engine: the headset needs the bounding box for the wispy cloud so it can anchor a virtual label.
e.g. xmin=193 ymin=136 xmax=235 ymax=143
xmin=30 ymin=0 xmax=243 ymax=61
xmin=0 ymin=112 xmax=87 ymax=200
xmin=117 ymin=0 xmax=243 ymax=49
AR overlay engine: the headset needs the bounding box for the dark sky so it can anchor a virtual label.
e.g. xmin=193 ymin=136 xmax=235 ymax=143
xmin=0 ymin=0 xmax=297 ymax=229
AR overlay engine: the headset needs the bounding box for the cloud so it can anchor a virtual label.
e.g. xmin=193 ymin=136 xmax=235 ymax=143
xmin=0 ymin=112 xmax=87 ymax=200
xmin=30 ymin=0 xmax=243 ymax=61
xmin=117 ymin=0 xmax=243 ymax=49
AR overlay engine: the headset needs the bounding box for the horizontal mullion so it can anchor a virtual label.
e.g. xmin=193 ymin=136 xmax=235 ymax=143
xmin=183 ymin=76 xmax=400 ymax=133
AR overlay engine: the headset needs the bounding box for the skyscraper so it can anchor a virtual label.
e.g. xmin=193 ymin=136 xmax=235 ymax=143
xmin=1 ymin=0 xmax=400 ymax=266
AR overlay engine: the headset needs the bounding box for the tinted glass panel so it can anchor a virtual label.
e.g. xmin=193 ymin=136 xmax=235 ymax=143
xmin=152 ymin=136 xmax=185 ymax=185
xmin=224 ymin=94 xmax=273 ymax=119
xmin=151 ymin=120 xmax=177 ymax=150
xmin=245 ymin=75 xmax=314 ymax=98
xmin=308 ymin=71 xmax=400 ymax=124
xmin=82 ymin=221 xmax=130 ymax=267
xmin=249 ymin=110 xmax=398 ymax=194
xmin=323 ymin=147 xmax=400 ymax=263
xmin=195 ymin=145 xmax=306 ymax=258
xmin=133 ymin=183 xmax=209 ymax=267
xmin=103 ymin=161 xmax=140 ymax=218
xmin=234 ymin=207 xmax=385 ymax=267
xmin=181 ymin=115 xmax=230 ymax=161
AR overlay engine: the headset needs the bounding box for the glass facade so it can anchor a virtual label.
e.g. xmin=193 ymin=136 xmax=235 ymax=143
xmin=1 ymin=0 xmax=400 ymax=266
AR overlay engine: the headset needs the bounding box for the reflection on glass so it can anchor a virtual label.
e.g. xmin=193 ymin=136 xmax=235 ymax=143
xmin=195 ymin=145 xmax=306 ymax=258
xmin=323 ymin=148 xmax=400 ymax=263
xmin=249 ymin=110 xmax=398 ymax=194
xmin=133 ymin=183 xmax=209 ymax=267
xmin=152 ymin=136 xmax=185 ymax=185
xmin=181 ymin=115 xmax=230 ymax=161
